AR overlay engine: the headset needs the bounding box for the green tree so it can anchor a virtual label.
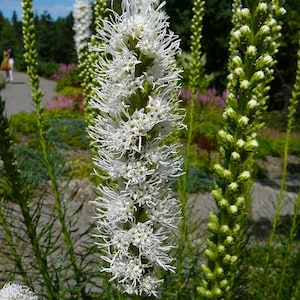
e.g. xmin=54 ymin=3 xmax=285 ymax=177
xmin=53 ymin=13 xmax=76 ymax=64
xmin=35 ymin=11 xmax=56 ymax=62
xmin=165 ymin=0 xmax=232 ymax=89
xmin=202 ymin=0 xmax=232 ymax=89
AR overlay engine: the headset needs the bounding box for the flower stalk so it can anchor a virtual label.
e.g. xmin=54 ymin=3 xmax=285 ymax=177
xmin=73 ymin=0 xmax=93 ymax=104
xmin=89 ymin=0 xmax=184 ymax=296
xmin=198 ymin=1 xmax=285 ymax=298
xmin=22 ymin=0 xmax=90 ymax=297
xmin=177 ymin=0 xmax=205 ymax=292
xmin=274 ymin=37 xmax=300 ymax=300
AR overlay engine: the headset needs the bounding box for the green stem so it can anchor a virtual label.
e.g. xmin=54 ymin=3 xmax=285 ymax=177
xmin=0 ymin=94 xmax=56 ymax=297
xmin=22 ymin=0 xmax=88 ymax=297
xmin=276 ymin=192 xmax=300 ymax=299
xmin=39 ymin=129 xmax=88 ymax=298
xmin=264 ymin=39 xmax=300 ymax=288
xmin=177 ymin=86 xmax=195 ymax=294
xmin=0 ymin=202 xmax=31 ymax=287
xmin=265 ymin=122 xmax=289 ymax=257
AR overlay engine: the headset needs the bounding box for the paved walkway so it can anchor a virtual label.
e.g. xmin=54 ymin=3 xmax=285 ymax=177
xmin=0 ymin=71 xmax=57 ymax=117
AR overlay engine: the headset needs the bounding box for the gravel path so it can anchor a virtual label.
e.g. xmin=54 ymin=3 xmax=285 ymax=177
xmin=0 ymin=71 xmax=57 ymax=116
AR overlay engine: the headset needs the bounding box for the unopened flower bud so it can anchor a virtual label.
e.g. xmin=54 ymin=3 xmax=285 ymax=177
xmin=223 ymin=254 xmax=231 ymax=264
xmin=218 ymin=245 xmax=226 ymax=254
xmin=239 ymin=170 xmax=251 ymax=181
xmin=219 ymin=198 xmax=229 ymax=208
xmin=257 ymin=2 xmax=268 ymax=13
xmin=278 ymin=7 xmax=286 ymax=15
xmin=201 ymin=264 xmax=214 ymax=280
xmin=223 ymin=107 xmax=237 ymax=120
xmin=240 ymin=8 xmax=250 ymax=19
xmin=234 ymin=67 xmax=244 ymax=77
xmin=236 ymin=196 xmax=245 ymax=207
xmin=247 ymin=99 xmax=258 ymax=110
xmin=228 ymin=205 xmax=238 ymax=214
xmin=231 ymin=151 xmax=240 ymax=161
xmin=228 ymin=182 xmax=238 ymax=192
xmin=213 ymin=287 xmax=223 ymax=297
xmin=231 ymin=255 xmax=238 ymax=264
xmin=232 ymin=55 xmax=242 ymax=66
xmin=240 ymin=25 xmax=251 ymax=35
xmin=208 ymin=212 xmax=219 ymax=232
xmin=246 ymin=45 xmax=257 ymax=58
xmin=259 ymin=25 xmax=270 ymax=35
xmin=240 ymin=80 xmax=250 ymax=90
xmin=220 ymin=279 xmax=228 ymax=288
xmin=205 ymin=248 xmax=217 ymax=260
xmin=238 ymin=116 xmax=249 ymax=127
xmin=268 ymin=18 xmax=277 ymax=27
xmin=233 ymin=224 xmax=241 ymax=234
xmin=252 ymin=70 xmax=265 ymax=82
xmin=232 ymin=30 xmax=241 ymax=40
xmin=227 ymin=73 xmax=234 ymax=81
xmin=212 ymin=188 xmax=222 ymax=201
xmin=225 ymin=235 xmax=234 ymax=245
xmin=220 ymin=225 xmax=230 ymax=233
xmin=244 ymin=139 xmax=259 ymax=151
xmin=218 ymin=130 xmax=234 ymax=144
xmin=236 ymin=139 xmax=245 ymax=148
xmin=214 ymin=164 xmax=232 ymax=180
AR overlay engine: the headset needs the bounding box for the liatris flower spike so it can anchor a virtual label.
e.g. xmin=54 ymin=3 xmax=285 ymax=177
xmin=198 ymin=1 xmax=285 ymax=298
xmin=73 ymin=0 xmax=92 ymax=101
xmin=89 ymin=0 xmax=184 ymax=297
xmin=73 ymin=0 xmax=92 ymax=53
xmin=0 ymin=283 xmax=38 ymax=300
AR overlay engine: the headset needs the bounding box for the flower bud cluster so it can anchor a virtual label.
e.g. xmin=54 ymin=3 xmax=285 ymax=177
xmin=199 ymin=1 xmax=284 ymax=298
xmin=73 ymin=1 xmax=92 ymax=53
xmin=22 ymin=0 xmax=43 ymax=105
xmin=189 ymin=0 xmax=205 ymax=90
xmin=88 ymin=0 xmax=183 ymax=296
xmin=73 ymin=0 xmax=94 ymax=104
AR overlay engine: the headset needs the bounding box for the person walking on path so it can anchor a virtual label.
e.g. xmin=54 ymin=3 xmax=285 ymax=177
xmin=3 ymin=43 xmax=14 ymax=82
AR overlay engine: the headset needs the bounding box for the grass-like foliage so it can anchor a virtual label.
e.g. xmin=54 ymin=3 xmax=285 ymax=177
xmin=0 ymin=0 xmax=300 ymax=299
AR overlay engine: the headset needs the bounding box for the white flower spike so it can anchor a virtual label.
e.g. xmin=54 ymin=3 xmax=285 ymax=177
xmin=89 ymin=0 xmax=183 ymax=296
xmin=73 ymin=0 xmax=92 ymax=53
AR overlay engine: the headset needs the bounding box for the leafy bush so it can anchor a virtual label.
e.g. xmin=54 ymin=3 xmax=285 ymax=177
xmin=9 ymin=111 xmax=38 ymax=134
xmin=181 ymin=87 xmax=225 ymax=154
xmin=9 ymin=111 xmax=88 ymax=150
xmin=54 ymin=64 xmax=81 ymax=92
xmin=46 ymin=118 xmax=89 ymax=150
xmin=37 ymin=60 xmax=59 ymax=78
xmin=68 ymin=157 xmax=93 ymax=179
xmin=242 ymin=244 xmax=300 ymax=299
xmin=44 ymin=109 xmax=83 ymax=119
xmin=59 ymin=86 xmax=82 ymax=96
xmin=186 ymin=165 xmax=214 ymax=193
xmin=15 ymin=145 xmax=65 ymax=185
xmin=257 ymin=134 xmax=300 ymax=158
xmin=264 ymin=110 xmax=286 ymax=130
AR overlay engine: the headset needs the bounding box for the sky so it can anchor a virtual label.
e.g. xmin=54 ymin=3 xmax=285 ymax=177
xmin=1 ymin=0 xmax=91 ymax=21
